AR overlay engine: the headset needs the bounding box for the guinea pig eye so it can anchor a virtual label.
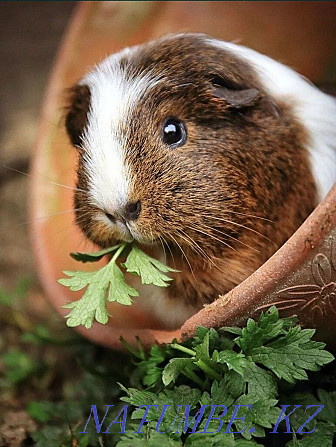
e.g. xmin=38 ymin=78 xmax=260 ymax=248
xmin=162 ymin=118 xmax=187 ymax=148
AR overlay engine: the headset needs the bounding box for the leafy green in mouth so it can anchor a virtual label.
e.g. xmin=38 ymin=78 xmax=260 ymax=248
xmin=58 ymin=243 xmax=178 ymax=329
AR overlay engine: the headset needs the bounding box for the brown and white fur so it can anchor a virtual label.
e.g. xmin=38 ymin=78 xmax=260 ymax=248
xmin=65 ymin=34 xmax=336 ymax=328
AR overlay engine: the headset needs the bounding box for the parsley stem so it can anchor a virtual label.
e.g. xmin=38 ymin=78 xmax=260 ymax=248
xmin=110 ymin=242 xmax=127 ymax=264
xmin=195 ymin=360 xmax=222 ymax=381
xmin=182 ymin=368 xmax=204 ymax=387
xmin=119 ymin=337 xmax=143 ymax=360
xmin=171 ymin=343 xmax=196 ymax=357
xmin=171 ymin=343 xmax=222 ymax=381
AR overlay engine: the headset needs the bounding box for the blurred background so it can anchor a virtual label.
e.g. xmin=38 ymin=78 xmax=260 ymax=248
xmin=0 ymin=2 xmax=74 ymax=289
xmin=0 ymin=4 xmax=76 ymax=445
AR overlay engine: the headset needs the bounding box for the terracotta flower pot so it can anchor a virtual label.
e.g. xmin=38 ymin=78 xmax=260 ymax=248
xmin=30 ymin=1 xmax=336 ymax=350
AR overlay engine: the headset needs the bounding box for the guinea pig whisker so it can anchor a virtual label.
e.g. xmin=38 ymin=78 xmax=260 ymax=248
xmin=168 ymin=232 xmax=195 ymax=278
xmin=186 ymin=225 xmax=237 ymax=253
xmin=160 ymin=234 xmax=177 ymax=269
xmin=202 ymin=215 xmax=277 ymax=246
xmin=2 ymin=163 xmax=87 ymax=194
xmin=225 ymin=211 xmax=274 ymax=223
xmin=177 ymin=229 xmax=231 ymax=272
xmin=157 ymin=236 xmax=167 ymax=265
xmin=188 ymin=224 xmax=260 ymax=266
xmin=74 ymin=209 xmax=96 ymax=226
xmin=175 ymin=230 xmax=208 ymax=268
xmin=15 ymin=208 xmax=83 ymax=227
xmin=193 ymin=223 xmax=262 ymax=264
xmin=177 ymin=228 xmax=216 ymax=268
xmin=149 ymin=226 xmax=155 ymax=244
xmin=198 ymin=221 xmax=260 ymax=254
xmin=175 ymin=229 xmax=203 ymax=258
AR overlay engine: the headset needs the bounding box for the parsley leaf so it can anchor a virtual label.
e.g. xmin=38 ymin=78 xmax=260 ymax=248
xmin=59 ymin=243 xmax=177 ymax=328
xmin=123 ymin=244 xmax=178 ymax=287
xmin=162 ymin=358 xmax=197 ymax=386
xmin=70 ymin=245 xmax=121 ymax=263
xmin=235 ymin=306 xmax=290 ymax=353
xmin=59 ymin=244 xmax=138 ymax=328
xmin=117 ymin=307 xmax=334 ymax=446
xmin=249 ymin=327 xmax=334 ymax=383
xmin=214 ymin=350 xmax=249 ymax=376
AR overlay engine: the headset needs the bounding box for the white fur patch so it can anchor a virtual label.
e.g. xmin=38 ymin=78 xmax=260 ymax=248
xmin=207 ymin=38 xmax=336 ymax=201
xmin=130 ymin=280 xmax=195 ymax=329
xmin=139 ymin=284 xmax=196 ymax=329
xmin=80 ymin=47 xmax=159 ymax=214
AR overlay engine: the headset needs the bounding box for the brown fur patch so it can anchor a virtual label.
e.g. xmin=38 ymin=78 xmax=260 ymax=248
xmin=65 ymin=84 xmax=91 ymax=148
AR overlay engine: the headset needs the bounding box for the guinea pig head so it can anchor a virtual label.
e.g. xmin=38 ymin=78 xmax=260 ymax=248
xmin=65 ymin=34 xmax=317 ymax=300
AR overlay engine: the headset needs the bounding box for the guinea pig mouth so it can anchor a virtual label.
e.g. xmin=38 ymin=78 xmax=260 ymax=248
xmin=118 ymin=224 xmax=135 ymax=243
xmin=114 ymin=220 xmax=135 ymax=243
xmin=97 ymin=213 xmax=134 ymax=243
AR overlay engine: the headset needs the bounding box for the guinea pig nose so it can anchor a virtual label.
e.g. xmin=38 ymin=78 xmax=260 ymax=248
xmin=123 ymin=200 xmax=141 ymax=221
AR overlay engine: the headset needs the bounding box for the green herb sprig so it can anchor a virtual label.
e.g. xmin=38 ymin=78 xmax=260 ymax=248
xmin=58 ymin=243 xmax=178 ymax=329
xmin=15 ymin=304 xmax=335 ymax=447
xmin=117 ymin=307 xmax=335 ymax=446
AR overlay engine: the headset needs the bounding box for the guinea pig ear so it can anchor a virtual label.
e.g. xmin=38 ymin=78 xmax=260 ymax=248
xmin=210 ymin=75 xmax=260 ymax=108
xmin=65 ymin=84 xmax=91 ymax=148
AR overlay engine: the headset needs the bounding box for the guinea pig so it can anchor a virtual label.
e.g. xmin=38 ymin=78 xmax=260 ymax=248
xmin=65 ymin=33 xmax=336 ymax=329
